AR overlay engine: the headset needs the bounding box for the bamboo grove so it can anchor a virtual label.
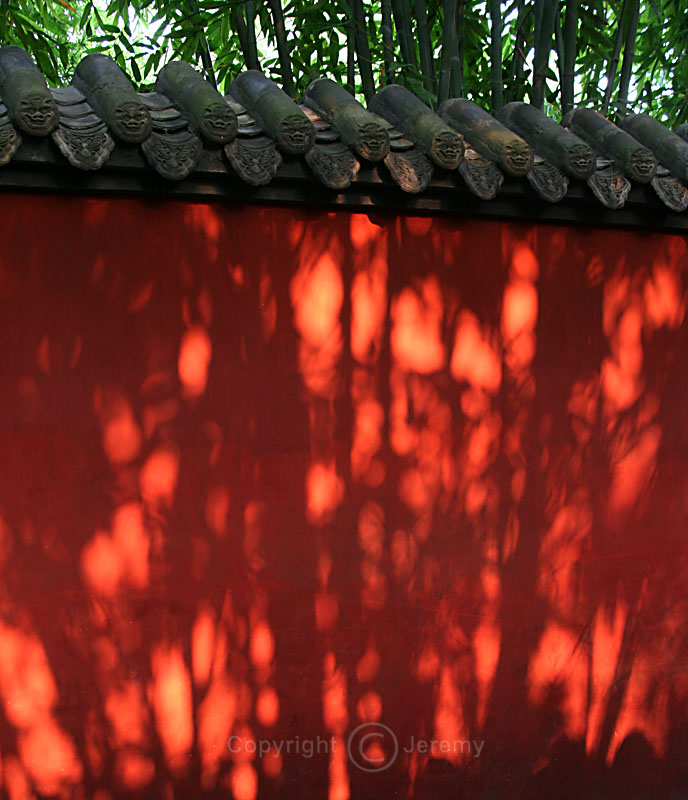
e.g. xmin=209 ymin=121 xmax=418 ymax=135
xmin=0 ymin=0 xmax=687 ymax=123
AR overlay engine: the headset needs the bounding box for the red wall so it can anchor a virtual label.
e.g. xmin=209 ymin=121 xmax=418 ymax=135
xmin=0 ymin=194 xmax=687 ymax=799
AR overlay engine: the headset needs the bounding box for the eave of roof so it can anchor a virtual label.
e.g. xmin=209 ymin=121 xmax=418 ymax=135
xmin=0 ymin=45 xmax=687 ymax=233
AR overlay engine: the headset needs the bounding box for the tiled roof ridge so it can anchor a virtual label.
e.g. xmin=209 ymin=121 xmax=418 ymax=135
xmin=1 ymin=44 xmax=688 ymax=213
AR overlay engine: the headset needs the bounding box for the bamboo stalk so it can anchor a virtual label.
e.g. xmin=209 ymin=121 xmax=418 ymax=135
xmin=505 ymin=1 xmax=529 ymax=104
xmin=601 ymin=0 xmax=628 ymax=116
xmin=676 ymin=96 xmax=688 ymax=126
xmin=450 ymin=3 xmax=463 ymax=99
xmin=400 ymin=0 xmax=419 ymax=73
xmin=232 ymin=6 xmax=250 ymax=68
xmin=531 ymin=0 xmax=556 ymax=109
xmin=617 ymin=0 xmax=640 ymax=115
xmin=381 ymin=0 xmax=395 ymax=83
xmin=415 ymin=0 xmax=436 ymax=93
xmin=353 ymin=0 xmax=375 ymax=102
xmin=533 ymin=0 xmax=543 ymax=41
xmin=188 ymin=0 xmax=216 ymax=88
xmin=245 ymin=1 xmax=259 ymax=71
xmin=266 ymin=0 xmax=294 ymax=96
xmin=562 ymin=0 xmax=577 ymax=113
xmin=438 ymin=0 xmax=458 ymax=104
xmin=489 ymin=0 xmax=503 ymax=112
xmin=391 ymin=0 xmax=412 ymax=74
xmin=554 ymin=8 xmax=564 ymax=74
xmin=346 ymin=10 xmax=355 ymax=95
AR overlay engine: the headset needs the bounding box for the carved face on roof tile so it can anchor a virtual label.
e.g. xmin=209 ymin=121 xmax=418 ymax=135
xmin=236 ymin=138 xmax=279 ymax=171
xmin=305 ymin=143 xmax=358 ymax=190
xmin=0 ymin=119 xmax=21 ymax=165
xmin=354 ymin=122 xmax=389 ymax=162
xmin=588 ymin=169 xmax=631 ymax=209
xmin=385 ymin=150 xmax=433 ymax=193
xmin=200 ymin=102 xmax=237 ymax=144
xmin=225 ymin=137 xmax=281 ymax=186
xmin=528 ymin=162 xmax=569 ymax=203
xmin=628 ymin=148 xmax=657 ymax=182
xmin=277 ymin=115 xmax=315 ymax=155
xmin=0 ymin=120 xmax=17 ymax=147
xmin=565 ymin=143 xmax=595 ymax=179
xmin=112 ymin=102 xmax=152 ymax=142
xmin=502 ymin=140 xmax=533 ymax=176
xmin=432 ymin=130 xmax=464 ymax=170
xmin=143 ymin=135 xmax=201 ymax=180
xmin=459 ymin=149 xmax=504 ymax=200
xmin=53 ymin=127 xmax=114 ymax=170
xmin=16 ymin=94 xmax=58 ymax=135
xmin=652 ymin=173 xmax=688 ymax=212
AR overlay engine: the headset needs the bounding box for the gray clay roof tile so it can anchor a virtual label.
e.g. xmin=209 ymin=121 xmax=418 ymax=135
xmin=0 ymin=44 xmax=687 ymax=217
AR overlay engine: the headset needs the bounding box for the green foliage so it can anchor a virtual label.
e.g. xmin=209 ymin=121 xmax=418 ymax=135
xmin=0 ymin=0 xmax=687 ymax=124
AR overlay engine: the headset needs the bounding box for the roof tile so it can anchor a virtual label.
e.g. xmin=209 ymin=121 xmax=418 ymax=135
xmin=0 ymin=44 xmax=686 ymax=215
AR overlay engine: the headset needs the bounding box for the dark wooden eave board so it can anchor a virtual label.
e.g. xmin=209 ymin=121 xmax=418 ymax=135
xmin=1 ymin=136 xmax=687 ymax=234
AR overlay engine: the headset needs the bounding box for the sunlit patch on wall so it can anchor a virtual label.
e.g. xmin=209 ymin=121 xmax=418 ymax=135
xmin=416 ymin=647 xmax=440 ymax=682
xmin=0 ymin=623 xmax=82 ymax=794
xmin=391 ymin=277 xmax=445 ymax=374
xmin=230 ymin=762 xmax=258 ymax=800
xmin=263 ymin=747 xmax=282 ymax=778
xmin=356 ymin=646 xmax=380 ymax=684
xmin=586 ymin=600 xmax=628 ymax=756
xmin=178 ymin=325 xmax=212 ymax=399
xmin=356 ymin=690 xmax=382 ymax=722
xmin=4 ymin=755 xmax=31 ymax=800
xmin=192 ymin=605 xmax=216 ymax=688
xmin=140 ymin=446 xmax=180 ymax=512
xmin=105 ymin=681 xmax=149 ymax=747
xmin=0 ymin=197 xmax=687 ymax=798
xmin=149 ymin=643 xmax=194 ymax=774
xmin=94 ymin=386 xmax=143 ymax=466
xmin=81 ymin=530 xmax=123 ymax=596
xmin=323 ymin=652 xmax=348 ymax=734
xmin=256 ymin=686 xmax=279 ymax=727
xmin=433 ymin=667 xmax=467 ymax=765
xmin=451 ymin=311 xmax=501 ymax=393
xmin=205 ymin=485 xmax=230 ymax=538
xmin=250 ymin=621 xmax=275 ymax=669
xmin=306 ymin=461 xmax=344 ymax=525
xmin=114 ymin=749 xmax=155 ymax=790
xmin=528 ymin=621 xmax=588 ymax=740
xmin=198 ymin=671 xmax=236 ymax=787
xmin=291 ymin=250 xmax=344 ymax=396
